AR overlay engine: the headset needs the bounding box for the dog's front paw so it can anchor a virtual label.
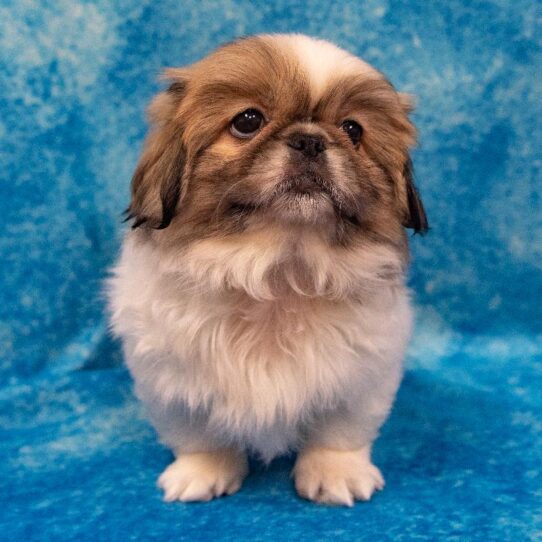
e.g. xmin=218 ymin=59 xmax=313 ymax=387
xmin=158 ymin=449 xmax=248 ymax=502
xmin=293 ymin=446 xmax=384 ymax=506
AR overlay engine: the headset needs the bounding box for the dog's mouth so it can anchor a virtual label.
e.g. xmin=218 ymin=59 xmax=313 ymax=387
xmin=273 ymin=173 xmax=363 ymax=224
xmin=224 ymin=161 xmax=363 ymax=226
xmin=226 ymin=175 xmax=360 ymax=227
xmin=279 ymin=173 xmax=328 ymax=196
xmin=226 ymin=174 xmax=334 ymax=215
xmin=272 ymin=172 xmax=340 ymax=205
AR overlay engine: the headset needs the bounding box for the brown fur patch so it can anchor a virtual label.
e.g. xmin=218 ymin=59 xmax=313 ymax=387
xmin=314 ymin=75 xmax=425 ymax=232
xmin=127 ymin=35 xmax=427 ymax=263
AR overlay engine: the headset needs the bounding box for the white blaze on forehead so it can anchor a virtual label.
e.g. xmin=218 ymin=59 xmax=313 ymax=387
xmin=265 ymin=33 xmax=380 ymax=104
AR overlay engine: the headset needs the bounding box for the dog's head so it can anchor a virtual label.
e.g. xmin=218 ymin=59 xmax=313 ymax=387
xmin=127 ymin=34 xmax=427 ymax=252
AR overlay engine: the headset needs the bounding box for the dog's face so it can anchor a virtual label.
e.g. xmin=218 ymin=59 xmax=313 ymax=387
xmin=128 ymin=35 xmax=427 ymax=250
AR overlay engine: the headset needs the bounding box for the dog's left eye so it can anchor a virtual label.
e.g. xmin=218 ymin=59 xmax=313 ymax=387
xmin=230 ymin=109 xmax=265 ymax=139
xmin=340 ymin=119 xmax=363 ymax=146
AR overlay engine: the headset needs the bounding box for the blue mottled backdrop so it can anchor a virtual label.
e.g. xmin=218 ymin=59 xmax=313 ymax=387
xmin=1 ymin=1 xmax=541 ymax=540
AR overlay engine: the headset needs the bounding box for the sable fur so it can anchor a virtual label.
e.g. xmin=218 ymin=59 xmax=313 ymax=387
xmin=108 ymin=33 xmax=428 ymax=505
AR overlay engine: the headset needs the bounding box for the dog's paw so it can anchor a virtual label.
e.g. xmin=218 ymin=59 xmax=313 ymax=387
xmin=157 ymin=449 xmax=248 ymax=502
xmin=293 ymin=446 xmax=384 ymax=506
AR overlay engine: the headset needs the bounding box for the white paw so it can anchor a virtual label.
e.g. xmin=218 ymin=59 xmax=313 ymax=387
xmin=293 ymin=446 xmax=384 ymax=506
xmin=157 ymin=449 xmax=248 ymax=502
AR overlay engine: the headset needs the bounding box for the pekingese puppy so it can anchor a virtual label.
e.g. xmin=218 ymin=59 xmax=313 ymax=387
xmin=108 ymin=34 xmax=427 ymax=506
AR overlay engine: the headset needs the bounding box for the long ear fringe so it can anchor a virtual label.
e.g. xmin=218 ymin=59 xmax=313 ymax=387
xmin=127 ymin=131 xmax=186 ymax=230
xmin=403 ymin=158 xmax=429 ymax=235
xmin=124 ymin=71 xmax=189 ymax=230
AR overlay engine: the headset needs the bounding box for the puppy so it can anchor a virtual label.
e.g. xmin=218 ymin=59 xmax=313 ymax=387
xmin=108 ymin=34 xmax=427 ymax=506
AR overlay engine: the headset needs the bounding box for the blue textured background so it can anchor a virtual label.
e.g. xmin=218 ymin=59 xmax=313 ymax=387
xmin=1 ymin=1 xmax=541 ymax=540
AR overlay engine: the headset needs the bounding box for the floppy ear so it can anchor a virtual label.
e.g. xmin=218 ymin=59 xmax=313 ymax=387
xmin=392 ymin=93 xmax=428 ymax=234
xmin=126 ymin=77 xmax=188 ymax=229
xmin=402 ymin=157 xmax=429 ymax=234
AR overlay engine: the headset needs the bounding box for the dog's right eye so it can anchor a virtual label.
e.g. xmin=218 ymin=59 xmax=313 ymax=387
xmin=340 ymin=119 xmax=363 ymax=146
xmin=230 ymin=109 xmax=264 ymax=139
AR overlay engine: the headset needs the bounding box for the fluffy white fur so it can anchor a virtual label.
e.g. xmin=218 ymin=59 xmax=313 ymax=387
xmin=108 ymin=35 xmax=416 ymax=506
xmin=109 ymin=226 xmax=412 ymax=503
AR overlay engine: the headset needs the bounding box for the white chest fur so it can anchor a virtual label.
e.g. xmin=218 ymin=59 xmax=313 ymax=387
xmin=109 ymin=232 xmax=412 ymax=457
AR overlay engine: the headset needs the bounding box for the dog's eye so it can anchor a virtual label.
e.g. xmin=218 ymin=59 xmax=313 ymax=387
xmin=230 ymin=109 xmax=265 ymax=138
xmin=340 ymin=120 xmax=363 ymax=146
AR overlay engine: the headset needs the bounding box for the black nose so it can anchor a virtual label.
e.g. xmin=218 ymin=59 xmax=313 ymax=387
xmin=287 ymin=133 xmax=326 ymax=158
